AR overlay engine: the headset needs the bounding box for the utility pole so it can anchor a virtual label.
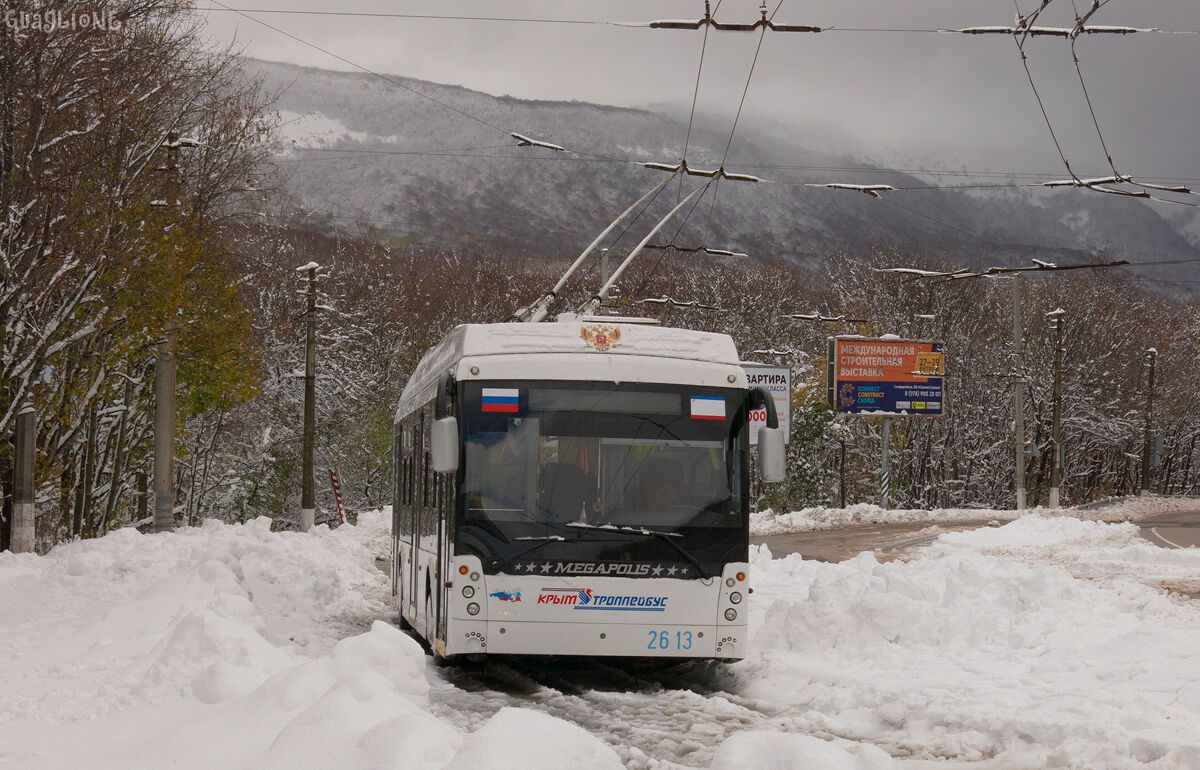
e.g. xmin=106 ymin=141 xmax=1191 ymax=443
xmin=11 ymin=396 xmax=35 ymax=553
xmin=154 ymin=132 xmax=181 ymax=533
xmin=153 ymin=323 xmax=176 ymax=532
xmin=839 ymin=439 xmax=847 ymax=508
xmin=879 ymin=417 xmax=891 ymax=509
xmin=1140 ymin=347 xmax=1158 ymax=496
xmin=1012 ymin=275 xmax=1027 ymax=511
xmin=1047 ymin=309 xmax=1066 ymax=508
xmin=299 ymin=262 xmax=319 ymax=531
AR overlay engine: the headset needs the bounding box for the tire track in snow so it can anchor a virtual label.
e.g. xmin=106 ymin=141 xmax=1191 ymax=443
xmin=425 ymin=656 xmax=827 ymax=768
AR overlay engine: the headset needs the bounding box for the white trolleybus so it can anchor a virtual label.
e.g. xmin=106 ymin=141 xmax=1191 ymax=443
xmin=391 ymin=317 xmax=785 ymax=661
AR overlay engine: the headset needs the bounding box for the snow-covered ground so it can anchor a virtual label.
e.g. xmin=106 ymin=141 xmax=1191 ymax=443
xmin=750 ymin=494 xmax=1200 ymax=536
xmin=275 ymin=109 xmax=399 ymax=151
xmin=2 ymin=511 xmax=1198 ymax=769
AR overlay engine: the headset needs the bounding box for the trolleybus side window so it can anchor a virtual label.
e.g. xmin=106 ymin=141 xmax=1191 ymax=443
xmin=392 ymin=429 xmax=403 ymax=534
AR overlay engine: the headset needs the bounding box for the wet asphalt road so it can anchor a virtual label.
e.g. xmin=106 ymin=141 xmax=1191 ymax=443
xmin=1139 ymin=509 xmax=1200 ymax=549
xmin=753 ymin=508 xmax=1200 ymax=562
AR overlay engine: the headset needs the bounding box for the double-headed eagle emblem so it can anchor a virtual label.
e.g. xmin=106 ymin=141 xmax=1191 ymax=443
xmin=580 ymin=324 xmax=621 ymax=352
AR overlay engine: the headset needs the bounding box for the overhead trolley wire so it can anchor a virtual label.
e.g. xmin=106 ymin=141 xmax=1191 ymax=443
xmin=194 ymin=7 xmax=1200 ymax=34
xmin=194 ymin=7 xmax=613 ymax=25
xmin=274 ymin=145 xmax=1200 ymax=184
xmin=633 ymin=182 xmax=716 ymax=296
xmin=205 ymin=0 xmax=507 ymax=135
xmin=701 ymin=0 xmax=785 ymax=237
xmin=1009 ymin=0 xmax=1081 ymax=183
xmin=678 ymin=0 xmax=723 ymax=204
xmin=204 ymin=0 xmax=582 ymax=157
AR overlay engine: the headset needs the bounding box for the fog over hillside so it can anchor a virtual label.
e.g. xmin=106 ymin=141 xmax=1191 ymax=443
xmin=256 ymin=58 xmax=1200 ymax=289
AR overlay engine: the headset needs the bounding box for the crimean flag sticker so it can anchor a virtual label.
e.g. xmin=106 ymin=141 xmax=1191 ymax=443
xmin=689 ymin=395 xmax=725 ymax=421
xmin=481 ymin=388 xmax=520 ymax=413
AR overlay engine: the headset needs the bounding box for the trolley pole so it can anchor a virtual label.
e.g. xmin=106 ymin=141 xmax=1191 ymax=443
xmin=879 ymin=417 xmax=891 ymax=509
xmin=300 ymin=263 xmax=318 ymax=531
xmin=1012 ymin=275 xmax=1027 ymax=511
xmin=1140 ymin=347 xmax=1157 ymax=496
xmin=1047 ymin=309 xmax=1066 ymax=508
xmin=11 ymin=396 xmax=35 ymax=553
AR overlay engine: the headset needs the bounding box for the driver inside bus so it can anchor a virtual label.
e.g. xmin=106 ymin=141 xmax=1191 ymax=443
xmin=644 ymin=458 xmax=687 ymax=513
xmin=538 ymin=438 xmax=598 ymax=523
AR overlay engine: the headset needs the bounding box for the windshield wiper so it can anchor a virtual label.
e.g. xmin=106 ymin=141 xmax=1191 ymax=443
xmin=488 ymin=536 xmax=564 ymax=573
xmin=566 ymin=522 xmax=682 ymax=537
xmin=488 ymin=527 xmax=630 ymax=573
xmin=568 ymin=522 xmax=712 ymax=578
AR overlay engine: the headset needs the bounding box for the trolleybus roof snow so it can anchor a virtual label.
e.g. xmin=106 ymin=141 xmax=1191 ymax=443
xmin=396 ymin=321 xmax=744 ymax=421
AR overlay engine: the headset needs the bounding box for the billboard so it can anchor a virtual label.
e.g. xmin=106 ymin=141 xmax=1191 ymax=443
xmin=827 ymin=337 xmax=945 ymax=416
xmin=743 ymin=363 xmax=791 ymax=444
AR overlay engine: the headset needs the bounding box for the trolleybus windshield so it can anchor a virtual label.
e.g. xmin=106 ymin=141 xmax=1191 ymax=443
xmin=458 ymin=381 xmax=749 ymax=575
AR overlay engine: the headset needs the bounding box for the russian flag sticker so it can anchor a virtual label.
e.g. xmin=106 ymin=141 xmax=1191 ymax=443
xmin=481 ymin=388 xmax=520 ymax=413
xmin=690 ymin=395 xmax=725 ymax=421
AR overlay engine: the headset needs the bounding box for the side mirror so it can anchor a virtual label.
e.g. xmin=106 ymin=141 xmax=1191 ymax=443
xmin=750 ymin=385 xmax=785 ymax=483
xmin=758 ymin=426 xmax=786 ymax=483
xmin=431 ymin=417 xmax=459 ymax=474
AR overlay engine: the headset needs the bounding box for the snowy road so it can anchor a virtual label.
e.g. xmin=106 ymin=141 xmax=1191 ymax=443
xmin=752 ymin=503 xmax=1200 ymax=563
xmin=752 ymin=520 xmax=995 ymax=563
xmin=1141 ymin=509 xmax=1200 ymax=550
xmin=428 ymin=657 xmax=783 ymax=769
xmin=4 ymin=510 xmax=1200 ymax=769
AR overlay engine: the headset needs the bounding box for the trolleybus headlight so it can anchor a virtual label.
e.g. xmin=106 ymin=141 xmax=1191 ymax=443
xmin=462 ymin=586 xmax=475 ymax=599
xmin=724 ymin=608 xmax=737 ymax=621
xmin=470 ymin=572 xmax=480 ymax=582
xmin=725 ymin=577 xmax=735 ymax=587
xmin=729 ymin=591 xmax=742 ymax=605
xmin=467 ymin=602 xmax=480 ymax=616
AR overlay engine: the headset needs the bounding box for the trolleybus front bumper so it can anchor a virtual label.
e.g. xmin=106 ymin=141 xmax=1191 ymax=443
xmin=440 ymin=557 xmax=749 ymax=660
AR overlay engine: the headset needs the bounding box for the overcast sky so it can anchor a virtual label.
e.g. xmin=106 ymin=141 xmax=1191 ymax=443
xmin=197 ymin=0 xmax=1200 ymax=179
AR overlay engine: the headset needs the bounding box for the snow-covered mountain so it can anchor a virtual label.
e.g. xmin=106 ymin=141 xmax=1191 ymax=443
xmin=255 ymin=59 xmax=1200 ymax=287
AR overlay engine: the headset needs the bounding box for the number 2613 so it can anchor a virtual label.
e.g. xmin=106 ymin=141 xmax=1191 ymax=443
xmin=647 ymin=630 xmax=692 ymax=651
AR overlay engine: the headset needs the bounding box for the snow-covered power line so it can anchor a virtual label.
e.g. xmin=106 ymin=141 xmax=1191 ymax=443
xmin=637 ymin=295 xmax=722 ymax=310
xmin=943 ymin=25 xmax=1151 ymax=36
xmin=807 ymin=183 xmax=895 ymax=198
xmin=509 ymin=133 xmax=566 ymax=152
xmin=644 ymin=243 xmax=749 ymax=259
xmin=961 ymin=0 xmax=1200 ymax=210
xmin=641 ymin=160 xmax=760 ymax=183
xmin=1058 ymin=1 xmax=1200 ymax=208
xmin=876 ymin=258 xmax=1130 ymax=282
xmin=193 ymin=6 xmax=1200 ymax=33
xmin=634 ymin=2 xmax=820 ymax=33
xmin=784 ymin=312 xmax=868 ymax=323
xmin=206 ymin=0 xmax=569 ymax=155
xmin=871 ymin=267 xmax=972 ymax=279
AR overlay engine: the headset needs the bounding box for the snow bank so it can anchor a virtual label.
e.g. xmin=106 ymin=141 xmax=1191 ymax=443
xmin=445 ymin=708 xmax=623 ymax=770
xmin=751 ymin=503 xmax=1016 ymax=535
xmin=0 ymin=512 xmax=620 ymax=770
xmin=751 ymin=495 xmax=1200 ymax=536
xmin=742 ymin=516 xmax=1200 ymax=768
xmin=4 ymin=510 xmax=1199 ymax=769
xmin=710 ymin=732 xmax=897 ymax=769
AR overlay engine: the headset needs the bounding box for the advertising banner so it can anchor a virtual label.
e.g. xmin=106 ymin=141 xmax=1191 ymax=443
xmin=827 ymin=337 xmax=945 ymax=416
xmin=743 ymin=363 xmax=792 ymax=444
